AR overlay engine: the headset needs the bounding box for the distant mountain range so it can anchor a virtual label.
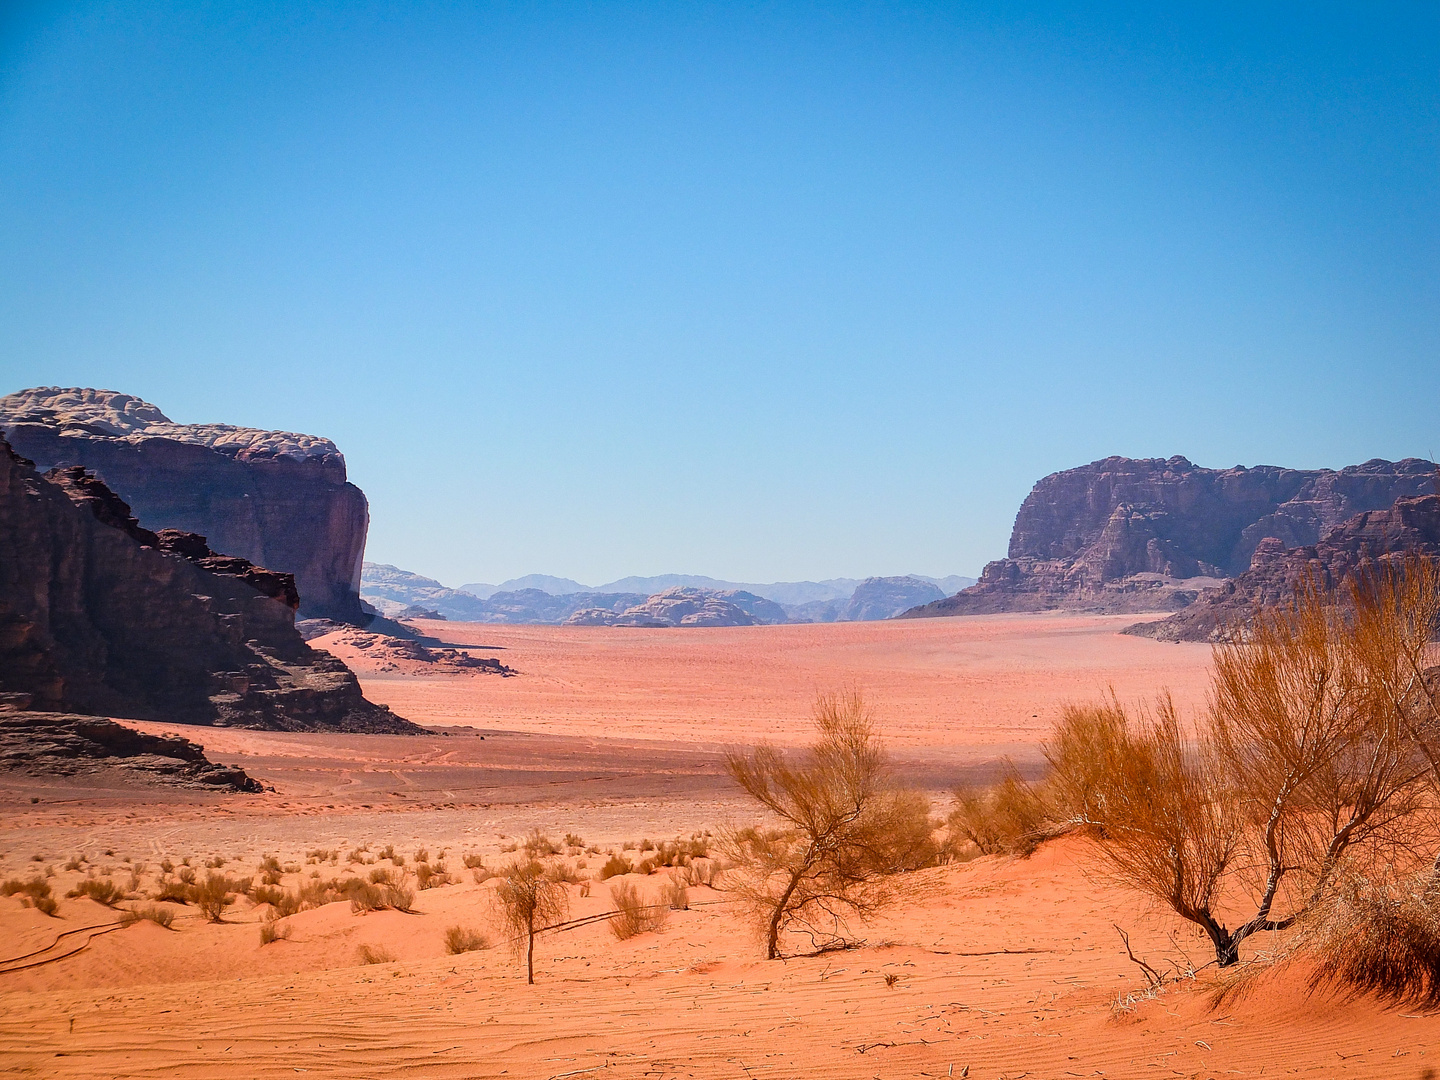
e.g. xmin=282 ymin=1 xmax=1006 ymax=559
xmin=362 ymin=564 xmax=975 ymax=625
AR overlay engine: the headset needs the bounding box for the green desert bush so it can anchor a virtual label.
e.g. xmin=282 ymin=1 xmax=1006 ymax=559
xmin=443 ymin=925 xmax=488 ymax=955
xmin=609 ymin=881 xmax=667 ymax=940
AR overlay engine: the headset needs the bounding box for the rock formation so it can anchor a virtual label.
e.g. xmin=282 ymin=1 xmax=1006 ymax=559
xmin=840 ymin=577 xmax=945 ymax=621
xmin=1130 ymin=493 xmax=1440 ymax=643
xmin=0 ymin=387 xmax=369 ymax=622
xmin=905 ymin=455 xmax=1437 ymax=617
xmin=566 ymin=587 xmax=779 ymax=627
xmin=0 ymin=709 xmax=264 ymax=791
xmin=0 ymin=436 xmax=416 ymax=731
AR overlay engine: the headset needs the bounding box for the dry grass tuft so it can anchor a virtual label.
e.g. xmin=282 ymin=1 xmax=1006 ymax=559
xmin=259 ymin=917 xmax=292 ymax=945
xmin=444 ymin=925 xmax=488 ymax=954
xmin=609 ymin=881 xmax=668 ymax=940
xmin=3 ymin=876 xmax=58 ymax=916
xmin=663 ymin=870 xmax=690 ymax=910
xmin=119 ymin=904 xmax=175 ymax=929
xmin=356 ymin=943 xmax=396 ymax=965
xmin=66 ymin=878 xmax=124 ymax=907
xmin=599 ymin=854 xmax=630 ymax=880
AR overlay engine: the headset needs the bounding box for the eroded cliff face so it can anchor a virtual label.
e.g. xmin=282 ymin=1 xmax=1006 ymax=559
xmin=0 ymin=437 xmax=416 ymax=731
xmin=906 ymin=455 xmax=1436 ymax=617
xmin=0 ymin=387 xmax=369 ymax=622
xmin=1131 ymin=494 xmax=1440 ymax=643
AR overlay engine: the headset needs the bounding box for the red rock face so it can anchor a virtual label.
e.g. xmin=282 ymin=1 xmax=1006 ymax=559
xmin=0 ymin=388 xmax=369 ymax=622
xmin=0 ymin=436 xmax=417 ymax=732
xmin=907 ymin=456 xmax=1437 ymax=617
xmin=1132 ymin=493 xmax=1440 ymax=642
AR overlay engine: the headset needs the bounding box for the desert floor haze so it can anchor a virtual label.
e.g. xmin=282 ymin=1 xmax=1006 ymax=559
xmin=3 ymin=614 xmax=1435 ymax=1078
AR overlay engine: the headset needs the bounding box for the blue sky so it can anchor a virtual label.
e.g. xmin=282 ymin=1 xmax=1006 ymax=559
xmin=1 ymin=2 xmax=1436 ymax=586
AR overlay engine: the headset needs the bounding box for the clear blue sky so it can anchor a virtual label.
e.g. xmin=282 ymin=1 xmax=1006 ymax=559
xmin=1 ymin=3 xmax=1436 ymax=587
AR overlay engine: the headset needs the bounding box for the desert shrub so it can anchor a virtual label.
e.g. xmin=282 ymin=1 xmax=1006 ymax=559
xmin=67 ymin=878 xmax=124 ymax=906
xmin=356 ymin=943 xmax=396 ymax=965
xmin=416 ymin=864 xmax=451 ymax=890
xmin=543 ymin=862 xmax=579 ymax=884
xmin=724 ymin=691 xmax=925 ymax=959
xmin=599 ymin=854 xmax=630 ymax=880
xmin=4 ymin=876 xmax=58 ymax=916
xmin=204 ymin=856 xmax=225 ymax=869
xmin=609 ymin=881 xmax=668 ymax=940
xmin=444 ymin=924 xmax=488 ymax=954
xmin=493 ymin=859 xmax=570 ymax=984
xmin=259 ymin=870 xmax=282 ymax=886
xmin=176 ymin=866 xmax=197 ymax=886
xmin=1047 ymin=562 xmax=1440 ymax=968
xmin=524 ymin=829 xmax=558 ymax=857
xmin=252 ymin=886 xmax=302 ymax=917
xmin=64 ymin=857 xmax=83 ymax=872
xmin=251 ymin=884 xmax=284 ymax=907
xmin=640 ymin=838 xmax=655 ymax=852
xmin=259 ymin=854 xmax=281 ymax=873
xmin=563 ymin=833 xmax=585 ymax=849
xmin=636 ymin=857 xmax=657 ymax=876
xmin=347 ymin=879 xmax=414 ymax=914
xmin=119 ymin=904 xmax=174 ymax=929
xmin=664 ymin=871 xmax=690 ymax=911
xmin=414 ymin=848 xmax=429 ymax=863
xmin=472 ymin=867 xmax=493 ymax=884
xmin=152 ymin=878 xmax=191 ymax=904
xmin=689 ymin=858 xmax=721 ymax=887
xmin=346 ymin=848 xmax=367 ymax=864
xmin=259 ymin=917 xmax=292 ymax=945
xmin=193 ymin=873 xmax=240 ymax=922
xmin=462 ymin=854 xmax=486 ymax=869
xmin=159 ymin=859 xmax=173 ymax=873
xmin=948 ymin=772 xmax=1048 ymax=857
xmin=368 ymin=866 xmax=395 ymax=885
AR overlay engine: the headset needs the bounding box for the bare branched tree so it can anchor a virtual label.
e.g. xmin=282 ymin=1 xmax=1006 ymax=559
xmin=492 ymin=858 xmax=570 ymax=984
xmin=723 ymin=691 xmax=931 ymax=959
xmin=1049 ymin=565 xmax=1440 ymax=967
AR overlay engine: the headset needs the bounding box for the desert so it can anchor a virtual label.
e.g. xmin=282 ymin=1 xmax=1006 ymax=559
xmin=4 ymin=612 xmax=1438 ymax=1078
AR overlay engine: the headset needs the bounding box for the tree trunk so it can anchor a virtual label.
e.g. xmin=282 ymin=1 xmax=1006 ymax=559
xmin=766 ymin=869 xmax=805 ymax=960
xmin=526 ymin=921 xmax=535 ymax=984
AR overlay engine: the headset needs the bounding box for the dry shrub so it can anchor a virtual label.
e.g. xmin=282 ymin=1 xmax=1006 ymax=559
xmin=193 ymin=874 xmax=240 ymax=922
xmin=563 ymin=833 xmax=585 ymax=849
xmin=948 ymin=771 xmax=1048 ymax=857
xmin=63 ymin=857 xmax=83 ymax=872
xmin=259 ymin=918 xmax=292 ymax=945
xmin=471 ymin=867 xmax=493 ymax=884
xmin=67 ymin=878 xmax=123 ymax=907
xmin=663 ymin=870 xmax=690 ymax=911
xmin=724 ymin=691 xmax=928 ymax=959
xmin=689 ymin=857 xmax=721 ymax=887
xmin=306 ymin=848 xmax=339 ymax=864
xmin=3 ymin=876 xmax=58 ymax=916
xmin=347 ymin=879 xmax=414 ymax=913
xmin=1047 ymin=562 xmax=1440 ymax=968
xmin=609 ymin=881 xmax=668 ymax=939
xmin=152 ymin=878 xmax=191 ymax=904
xmin=356 ymin=943 xmax=396 ymax=965
xmin=252 ymin=886 xmax=302 ymax=917
xmin=414 ymin=848 xmax=429 ymax=863
xmin=444 ymin=925 xmax=488 ymax=954
xmin=493 ymin=859 xmax=570 ymax=984
xmin=176 ymin=866 xmax=197 ymax=886
xmin=368 ymin=866 xmax=396 ymax=885
xmin=524 ymin=830 xmax=558 ymax=857
xmin=462 ymin=854 xmax=486 ymax=869
xmin=119 ymin=904 xmax=175 ymax=929
xmin=544 ymin=862 xmax=580 ymax=884
xmin=416 ymin=863 xmax=451 ymax=890
xmin=259 ymin=854 xmax=281 ymax=873
xmin=1279 ymin=872 xmax=1440 ymax=1007
xmin=599 ymin=854 xmax=630 ymax=880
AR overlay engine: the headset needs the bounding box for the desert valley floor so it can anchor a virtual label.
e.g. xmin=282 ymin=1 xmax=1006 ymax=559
xmin=2 ymin=614 xmax=1436 ymax=1078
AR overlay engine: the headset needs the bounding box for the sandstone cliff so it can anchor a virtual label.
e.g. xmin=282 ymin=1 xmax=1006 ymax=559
xmin=0 ymin=387 xmax=369 ymax=622
xmin=1130 ymin=493 xmax=1440 ymax=643
xmin=0 ymin=437 xmax=416 ymax=731
xmin=566 ymin=587 xmax=780 ymax=627
xmin=841 ymin=577 xmax=945 ymax=621
xmin=906 ymin=455 xmax=1436 ymax=617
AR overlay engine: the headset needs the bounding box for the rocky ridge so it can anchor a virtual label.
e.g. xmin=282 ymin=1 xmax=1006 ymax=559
xmin=0 ymin=387 xmax=370 ymax=622
xmin=1130 ymin=493 xmax=1440 ymax=643
xmin=0 ymin=436 xmax=415 ymax=731
xmin=566 ymin=587 xmax=785 ymax=627
xmin=0 ymin=708 xmax=264 ymax=791
xmin=906 ymin=455 xmax=1436 ymax=617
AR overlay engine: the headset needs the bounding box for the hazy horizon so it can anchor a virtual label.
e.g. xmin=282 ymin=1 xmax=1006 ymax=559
xmin=3 ymin=3 xmax=1435 ymax=585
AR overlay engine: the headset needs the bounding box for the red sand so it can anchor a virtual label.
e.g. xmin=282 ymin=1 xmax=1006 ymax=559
xmin=3 ymin=613 xmax=1435 ymax=1078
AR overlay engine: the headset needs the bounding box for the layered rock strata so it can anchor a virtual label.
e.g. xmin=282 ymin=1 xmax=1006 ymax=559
xmin=0 ymin=709 xmax=264 ymax=791
xmin=0 ymin=436 xmax=416 ymax=731
xmin=1130 ymin=493 xmax=1440 ymax=642
xmin=906 ymin=456 xmax=1436 ymax=617
xmin=0 ymin=387 xmax=369 ymax=621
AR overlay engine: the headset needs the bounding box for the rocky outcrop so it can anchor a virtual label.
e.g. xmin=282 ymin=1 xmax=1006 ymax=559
xmin=841 ymin=577 xmax=945 ymax=621
xmin=566 ymin=587 xmax=778 ymax=627
xmin=1131 ymin=494 xmax=1440 ymax=642
xmin=0 ymin=436 xmax=416 ymax=731
xmin=0 ymin=709 xmax=264 ymax=791
xmin=906 ymin=456 xmax=1436 ymax=617
xmin=0 ymin=387 xmax=369 ymax=622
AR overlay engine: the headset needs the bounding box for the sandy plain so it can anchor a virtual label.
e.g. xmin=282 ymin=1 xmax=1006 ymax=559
xmin=1 ymin=613 xmax=1435 ymax=1079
